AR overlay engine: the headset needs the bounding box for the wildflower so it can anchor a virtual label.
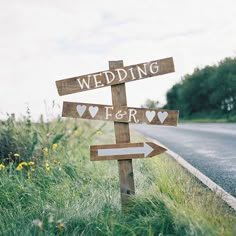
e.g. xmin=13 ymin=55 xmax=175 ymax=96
xmin=28 ymin=161 xmax=35 ymax=166
xmin=14 ymin=153 xmax=20 ymax=158
xmin=0 ymin=164 xmax=5 ymax=170
xmin=27 ymin=172 xmax=31 ymax=179
xmin=52 ymin=143 xmax=58 ymax=150
xmin=57 ymin=220 xmax=65 ymax=231
xmin=43 ymin=147 xmax=49 ymax=157
xmin=32 ymin=219 xmax=43 ymax=230
xmin=19 ymin=184 xmax=24 ymax=189
xmin=31 ymin=168 xmax=35 ymax=172
xmin=96 ymin=130 xmax=102 ymax=135
xmin=53 ymin=160 xmax=61 ymax=165
xmin=48 ymin=213 xmax=54 ymax=223
xmin=21 ymin=162 xmax=28 ymax=166
xmin=45 ymin=162 xmax=50 ymax=171
xmin=16 ymin=164 xmax=23 ymax=171
xmin=16 ymin=162 xmax=28 ymax=171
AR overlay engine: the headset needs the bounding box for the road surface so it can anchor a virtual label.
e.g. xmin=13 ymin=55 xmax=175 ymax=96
xmin=132 ymin=123 xmax=236 ymax=197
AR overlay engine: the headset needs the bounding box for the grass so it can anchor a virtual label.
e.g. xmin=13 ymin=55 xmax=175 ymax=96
xmin=179 ymin=115 xmax=236 ymax=123
xmin=0 ymin=115 xmax=235 ymax=235
xmin=179 ymin=118 xmax=234 ymax=123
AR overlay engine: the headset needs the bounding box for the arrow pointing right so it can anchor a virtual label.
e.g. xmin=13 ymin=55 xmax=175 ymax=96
xmin=90 ymin=142 xmax=167 ymax=161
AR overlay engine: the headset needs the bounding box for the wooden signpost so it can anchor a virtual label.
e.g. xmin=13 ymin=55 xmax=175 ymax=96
xmin=56 ymin=57 xmax=178 ymax=208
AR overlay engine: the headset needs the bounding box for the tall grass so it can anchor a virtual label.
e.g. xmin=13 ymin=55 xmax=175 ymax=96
xmin=0 ymin=115 xmax=235 ymax=235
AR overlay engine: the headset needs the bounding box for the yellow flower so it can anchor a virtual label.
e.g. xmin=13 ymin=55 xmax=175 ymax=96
xmin=0 ymin=164 xmax=5 ymax=170
xmin=28 ymin=161 xmax=35 ymax=166
xmin=14 ymin=153 xmax=20 ymax=158
xmin=96 ymin=130 xmax=102 ymax=135
xmin=16 ymin=164 xmax=23 ymax=171
xmin=43 ymin=147 xmax=49 ymax=157
xmin=52 ymin=143 xmax=58 ymax=150
xmin=31 ymin=168 xmax=35 ymax=172
xmin=21 ymin=162 xmax=28 ymax=166
xmin=45 ymin=162 xmax=50 ymax=171
xmin=16 ymin=162 xmax=28 ymax=171
xmin=57 ymin=220 xmax=65 ymax=231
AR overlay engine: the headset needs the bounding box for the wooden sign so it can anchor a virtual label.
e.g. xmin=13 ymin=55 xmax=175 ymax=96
xmin=62 ymin=101 xmax=179 ymax=126
xmin=56 ymin=57 xmax=174 ymax=96
xmin=90 ymin=142 xmax=167 ymax=161
xmin=55 ymin=58 xmax=177 ymax=209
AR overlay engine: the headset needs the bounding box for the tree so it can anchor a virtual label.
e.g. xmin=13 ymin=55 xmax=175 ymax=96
xmin=142 ymin=99 xmax=159 ymax=109
xmin=164 ymin=57 xmax=236 ymax=119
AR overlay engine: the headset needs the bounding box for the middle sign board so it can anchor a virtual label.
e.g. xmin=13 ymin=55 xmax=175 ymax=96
xmin=62 ymin=101 xmax=179 ymax=126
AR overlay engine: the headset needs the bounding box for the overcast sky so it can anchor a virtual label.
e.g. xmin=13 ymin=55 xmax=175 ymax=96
xmin=0 ymin=0 xmax=236 ymax=120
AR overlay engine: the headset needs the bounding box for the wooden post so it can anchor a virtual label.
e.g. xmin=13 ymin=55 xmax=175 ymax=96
xmin=56 ymin=57 xmax=176 ymax=209
xmin=109 ymin=60 xmax=135 ymax=208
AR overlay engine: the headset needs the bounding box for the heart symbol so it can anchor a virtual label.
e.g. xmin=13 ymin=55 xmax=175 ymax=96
xmin=157 ymin=111 xmax=168 ymax=123
xmin=76 ymin=105 xmax=86 ymax=117
xmin=89 ymin=106 xmax=99 ymax=118
xmin=145 ymin=111 xmax=155 ymax=122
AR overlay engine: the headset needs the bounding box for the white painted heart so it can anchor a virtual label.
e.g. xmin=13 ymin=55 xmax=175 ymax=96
xmin=145 ymin=111 xmax=155 ymax=122
xmin=157 ymin=111 xmax=168 ymax=123
xmin=76 ymin=105 xmax=86 ymax=117
xmin=89 ymin=106 xmax=99 ymax=118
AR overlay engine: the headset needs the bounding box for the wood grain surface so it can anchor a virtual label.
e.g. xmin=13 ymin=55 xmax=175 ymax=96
xmin=62 ymin=101 xmax=179 ymax=126
xmin=56 ymin=57 xmax=175 ymax=95
xmin=110 ymin=60 xmax=135 ymax=207
xmin=90 ymin=142 xmax=167 ymax=161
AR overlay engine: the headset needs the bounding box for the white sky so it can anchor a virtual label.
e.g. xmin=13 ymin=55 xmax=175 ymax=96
xmin=0 ymin=0 xmax=236 ymax=120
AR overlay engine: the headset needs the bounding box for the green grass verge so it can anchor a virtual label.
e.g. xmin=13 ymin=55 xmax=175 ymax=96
xmin=0 ymin=117 xmax=235 ymax=235
xmin=179 ymin=116 xmax=236 ymax=123
xmin=179 ymin=118 xmax=234 ymax=123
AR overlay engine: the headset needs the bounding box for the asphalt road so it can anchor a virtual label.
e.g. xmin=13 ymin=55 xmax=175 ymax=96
xmin=132 ymin=123 xmax=236 ymax=197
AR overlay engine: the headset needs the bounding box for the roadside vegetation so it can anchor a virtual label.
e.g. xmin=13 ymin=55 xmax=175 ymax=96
xmin=0 ymin=114 xmax=235 ymax=235
xmin=163 ymin=57 xmax=236 ymax=122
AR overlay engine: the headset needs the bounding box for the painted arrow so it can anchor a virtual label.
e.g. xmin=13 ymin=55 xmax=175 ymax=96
xmin=90 ymin=142 xmax=167 ymax=161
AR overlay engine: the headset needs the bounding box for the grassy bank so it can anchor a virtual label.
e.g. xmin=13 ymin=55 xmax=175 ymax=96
xmin=179 ymin=113 xmax=236 ymax=123
xmin=179 ymin=117 xmax=236 ymax=123
xmin=0 ymin=116 xmax=235 ymax=235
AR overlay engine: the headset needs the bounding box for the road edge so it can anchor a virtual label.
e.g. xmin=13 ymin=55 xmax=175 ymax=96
xmin=148 ymin=138 xmax=236 ymax=211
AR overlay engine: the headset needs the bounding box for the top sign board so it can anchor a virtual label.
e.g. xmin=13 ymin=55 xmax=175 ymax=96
xmin=56 ymin=57 xmax=174 ymax=96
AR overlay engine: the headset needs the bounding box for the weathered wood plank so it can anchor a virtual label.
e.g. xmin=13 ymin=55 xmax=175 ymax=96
xmin=62 ymin=101 xmax=179 ymax=126
xmin=56 ymin=57 xmax=175 ymax=96
xmin=110 ymin=60 xmax=135 ymax=207
xmin=90 ymin=142 xmax=167 ymax=161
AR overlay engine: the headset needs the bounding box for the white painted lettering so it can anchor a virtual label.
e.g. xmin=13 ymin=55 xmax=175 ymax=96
xmin=93 ymin=73 xmax=104 ymax=88
xmin=105 ymin=106 xmax=113 ymax=120
xmin=77 ymin=76 xmax=91 ymax=90
xmin=128 ymin=68 xmax=136 ymax=80
xmin=128 ymin=109 xmax=139 ymax=123
xmin=115 ymin=110 xmax=127 ymax=120
xmin=115 ymin=68 xmax=128 ymax=82
xmin=137 ymin=64 xmax=147 ymax=79
xmin=150 ymin=62 xmax=159 ymax=74
xmin=103 ymin=71 xmax=115 ymax=84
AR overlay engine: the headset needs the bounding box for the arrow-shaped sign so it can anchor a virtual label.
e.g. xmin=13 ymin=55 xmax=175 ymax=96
xmin=90 ymin=142 xmax=167 ymax=161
